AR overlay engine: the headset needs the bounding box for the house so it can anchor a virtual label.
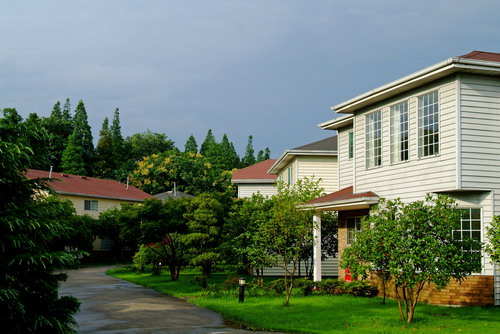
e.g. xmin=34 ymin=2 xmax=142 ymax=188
xmin=304 ymin=50 xmax=500 ymax=306
xmin=268 ymin=135 xmax=338 ymax=194
xmin=232 ymin=137 xmax=339 ymax=277
xmin=25 ymin=169 xmax=152 ymax=250
xmin=231 ymin=159 xmax=278 ymax=198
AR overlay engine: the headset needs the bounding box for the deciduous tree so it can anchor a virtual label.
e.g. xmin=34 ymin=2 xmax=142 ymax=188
xmin=341 ymin=195 xmax=482 ymax=323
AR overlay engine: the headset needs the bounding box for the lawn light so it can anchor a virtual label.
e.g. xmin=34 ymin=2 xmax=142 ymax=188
xmin=239 ymin=277 xmax=246 ymax=303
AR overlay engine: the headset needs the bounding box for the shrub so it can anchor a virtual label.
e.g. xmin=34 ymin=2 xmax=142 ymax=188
xmin=343 ymin=281 xmax=378 ymax=297
xmin=315 ymin=279 xmax=344 ymax=295
xmin=265 ymin=279 xmax=286 ymax=295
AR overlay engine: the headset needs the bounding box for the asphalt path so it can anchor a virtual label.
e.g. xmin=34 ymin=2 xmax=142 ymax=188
xmin=59 ymin=266 xmax=282 ymax=334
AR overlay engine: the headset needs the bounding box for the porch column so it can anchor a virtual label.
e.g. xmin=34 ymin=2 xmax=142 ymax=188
xmin=313 ymin=213 xmax=322 ymax=282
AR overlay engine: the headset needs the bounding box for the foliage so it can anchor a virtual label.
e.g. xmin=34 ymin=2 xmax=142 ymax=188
xmin=130 ymin=150 xmax=234 ymax=195
xmin=0 ymin=109 xmax=81 ymax=333
xmin=183 ymin=194 xmax=225 ymax=287
xmin=241 ymin=135 xmax=256 ymax=167
xmin=255 ymin=177 xmax=324 ymax=305
xmin=69 ymin=99 xmax=94 ymax=175
xmin=61 ymin=132 xmax=87 ymax=175
xmin=341 ymin=195 xmax=482 ymax=323
xmin=486 ymin=215 xmax=500 ymax=264
xmin=184 ymin=134 xmax=198 ymax=153
xmin=94 ymin=117 xmax=115 ymax=178
xmin=133 ymin=244 xmax=162 ymax=274
xmin=125 ymin=130 xmax=176 ymax=162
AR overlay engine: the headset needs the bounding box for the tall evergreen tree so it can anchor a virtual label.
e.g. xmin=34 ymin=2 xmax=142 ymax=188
xmin=42 ymin=101 xmax=74 ymax=171
xmin=241 ymin=135 xmax=256 ymax=167
xmin=184 ymin=134 xmax=198 ymax=153
xmin=110 ymin=108 xmax=125 ymax=162
xmin=62 ymin=98 xmax=72 ymax=122
xmin=256 ymin=147 xmax=271 ymax=162
xmin=61 ymin=132 xmax=86 ymax=175
xmin=95 ymin=118 xmax=114 ymax=178
xmin=200 ymin=129 xmax=217 ymax=157
xmin=219 ymin=134 xmax=240 ymax=170
xmin=71 ymin=100 xmax=94 ymax=175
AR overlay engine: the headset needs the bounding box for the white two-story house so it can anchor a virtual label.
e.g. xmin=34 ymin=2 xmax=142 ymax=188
xmin=304 ymin=50 xmax=500 ymax=306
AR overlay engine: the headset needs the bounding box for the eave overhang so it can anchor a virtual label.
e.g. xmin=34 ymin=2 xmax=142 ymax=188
xmin=57 ymin=191 xmax=146 ymax=203
xmin=319 ymin=114 xmax=354 ymax=131
xmin=331 ymin=57 xmax=500 ymax=114
xmin=268 ymin=149 xmax=337 ymax=175
xmin=231 ymin=179 xmax=276 ymax=184
xmin=300 ymin=197 xmax=379 ymax=212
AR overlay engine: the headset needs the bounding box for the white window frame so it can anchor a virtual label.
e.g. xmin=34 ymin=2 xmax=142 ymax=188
xmin=454 ymin=208 xmax=482 ymax=272
xmin=365 ymin=111 xmax=382 ymax=168
xmin=346 ymin=216 xmax=363 ymax=245
xmin=84 ymin=199 xmax=98 ymax=211
xmin=390 ymin=101 xmax=409 ymax=164
xmin=418 ymin=91 xmax=440 ymax=158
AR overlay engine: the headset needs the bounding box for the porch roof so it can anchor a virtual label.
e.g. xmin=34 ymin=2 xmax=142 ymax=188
xmin=301 ymin=186 xmax=378 ymax=211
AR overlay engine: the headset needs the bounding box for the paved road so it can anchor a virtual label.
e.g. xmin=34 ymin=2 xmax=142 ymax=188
xmin=59 ymin=267 xmax=281 ymax=334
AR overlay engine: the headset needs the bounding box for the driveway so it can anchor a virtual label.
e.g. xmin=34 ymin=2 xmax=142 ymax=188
xmin=59 ymin=266 xmax=281 ymax=334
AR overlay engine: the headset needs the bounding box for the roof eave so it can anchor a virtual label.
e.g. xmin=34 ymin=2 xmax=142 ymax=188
xmin=300 ymin=197 xmax=379 ymax=211
xmin=319 ymin=114 xmax=354 ymax=130
xmin=268 ymin=150 xmax=337 ymax=174
xmin=56 ymin=191 xmax=148 ymax=202
xmin=332 ymin=57 xmax=500 ymax=114
xmin=231 ymin=179 xmax=276 ymax=184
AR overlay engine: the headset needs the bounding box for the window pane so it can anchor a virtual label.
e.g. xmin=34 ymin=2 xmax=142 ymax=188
xmin=366 ymin=111 xmax=382 ymax=168
xmin=418 ymin=91 xmax=439 ymax=158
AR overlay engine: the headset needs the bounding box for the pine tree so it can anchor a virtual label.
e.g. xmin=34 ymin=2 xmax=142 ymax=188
xmin=110 ymin=108 xmax=125 ymax=166
xmin=72 ymin=100 xmax=94 ymax=175
xmin=264 ymin=147 xmax=271 ymax=160
xmin=61 ymin=132 xmax=86 ymax=175
xmin=241 ymin=135 xmax=256 ymax=167
xmin=95 ymin=118 xmax=114 ymax=178
xmin=256 ymin=147 xmax=271 ymax=162
xmin=62 ymin=98 xmax=72 ymax=122
xmin=200 ymin=129 xmax=217 ymax=157
xmin=219 ymin=134 xmax=240 ymax=170
xmin=42 ymin=101 xmax=74 ymax=171
xmin=184 ymin=134 xmax=198 ymax=153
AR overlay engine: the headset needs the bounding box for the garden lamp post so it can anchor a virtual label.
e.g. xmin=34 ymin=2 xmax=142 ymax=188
xmin=239 ymin=277 xmax=246 ymax=303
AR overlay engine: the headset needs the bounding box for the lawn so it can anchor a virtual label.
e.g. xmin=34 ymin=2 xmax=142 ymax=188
xmin=107 ymin=267 xmax=500 ymax=333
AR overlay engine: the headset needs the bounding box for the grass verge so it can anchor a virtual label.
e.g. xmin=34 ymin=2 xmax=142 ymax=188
xmin=108 ymin=267 xmax=500 ymax=333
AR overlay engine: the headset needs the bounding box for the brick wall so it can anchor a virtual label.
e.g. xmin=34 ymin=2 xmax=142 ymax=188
xmin=370 ymin=273 xmax=494 ymax=306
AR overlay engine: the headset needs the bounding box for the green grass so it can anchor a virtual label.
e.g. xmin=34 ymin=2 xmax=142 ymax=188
xmin=107 ymin=267 xmax=500 ymax=333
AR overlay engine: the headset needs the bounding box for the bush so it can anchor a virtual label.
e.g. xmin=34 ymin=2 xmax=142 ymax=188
xmin=343 ymin=281 xmax=378 ymax=297
xmin=265 ymin=279 xmax=286 ymax=295
xmin=315 ymin=279 xmax=344 ymax=295
xmin=294 ymin=278 xmax=316 ymax=296
xmin=133 ymin=245 xmax=162 ymax=274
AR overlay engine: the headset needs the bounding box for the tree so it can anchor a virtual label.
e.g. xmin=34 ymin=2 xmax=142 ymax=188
xmin=0 ymin=108 xmax=81 ymax=333
xmin=486 ymin=216 xmax=500 ymax=264
xmin=42 ymin=101 xmax=74 ymax=171
xmin=94 ymin=118 xmax=114 ymax=178
xmin=255 ymin=177 xmax=324 ymax=305
xmin=62 ymin=98 xmax=72 ymax=122
xmin=219 ymin=134 xmax=240 ymax=170
xmin=110 ymin=108 xmax=125 ymax=167
xmin=199 ymin=129 xmax=217 ymax=157
xmin=130 ymin=151 xmax=234 ymax=196
xmin=61 ymin=132 xmax=86 ymax=175
xmin=241 ymin=135 xmax=256 ymax=167
xmin=184 ymin=134 xmax=198 ymax=153
xmin=341 ymin=195 xmax=482 ymax=323
xmin=125 ymin=130 xmax=176 ymax=162
xmin=183 ymin=194 xmax=225 ymax=287
xmin=70 ymin=100 xmax=94 ymax=175
xmin=256 ymin=147 xmax=271 ymax=163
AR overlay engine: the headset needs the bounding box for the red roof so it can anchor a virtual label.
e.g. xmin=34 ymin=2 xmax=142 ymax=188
xmin=232 ymin=159 xmax=277 ymax=181
xmin=25 ymin=169 xmax=152 ymax=202
xmin=305 ymin=186 xmax=378 ymax=205
xmin=459 ymin=50 xmax=500 ymax=62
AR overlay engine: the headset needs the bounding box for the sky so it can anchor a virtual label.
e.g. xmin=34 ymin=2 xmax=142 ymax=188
xmin=2 ymin=0 xmax=500 ymax=158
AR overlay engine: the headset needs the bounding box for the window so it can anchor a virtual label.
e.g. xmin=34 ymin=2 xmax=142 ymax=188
xmin=347 ymin=217 xmax=363 ymax=245
xmin=390 ymin=101 xmax=409 ymax=163
xmin=418 ymin=91 xmax=439 ymax=157
xmin=454 ymin=208 xmax=482 ymax=271
xmin=84 ymin=199 xmax=98 ymax=211
xmin=365 ymin=111 xmax=382 ymax=168
xmin=348 ymin=131 xmax=354 ymax=160
xmin=454 ymin=208 xmax=481 ymax=242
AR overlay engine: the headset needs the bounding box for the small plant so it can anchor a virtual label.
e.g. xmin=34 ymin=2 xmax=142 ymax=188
xmin=343 ymin=281 xmax=378 ymax=297
xmin=265 ymin=279 xmax=287 ymax=295
xmin=202 ymin=283 xmax=222 ymax=298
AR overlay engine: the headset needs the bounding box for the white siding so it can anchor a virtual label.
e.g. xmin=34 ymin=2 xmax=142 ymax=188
xmin=296 ymin=156 xmax=338 ymax=193
xmin=237 ymin=183 xmax=277 ymax=198
xmin=278 ymin=159 xmax=298 ymax=185
xmin=460 ymin=74 xmax=500 ymax=189
xmin=338 ymin=127 xmax=354 ymax=189
xmin=353 ymin=77 xmax=457 ymax=202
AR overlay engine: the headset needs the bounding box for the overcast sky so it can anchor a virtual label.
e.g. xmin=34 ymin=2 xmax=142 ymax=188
xmin=2 ymin=0 xmax=500 ymax=158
